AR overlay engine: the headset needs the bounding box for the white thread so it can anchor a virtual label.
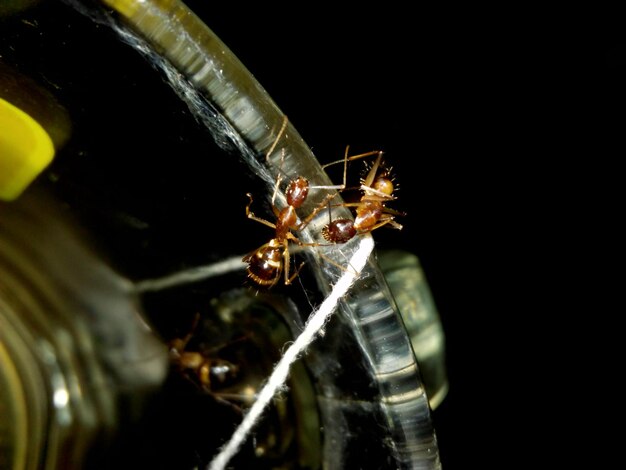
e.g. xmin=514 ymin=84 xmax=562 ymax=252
xmin=134 ymin=255 xmax=247 ymax=292
xmin=207 ymin=235 xmax=375 ymax=470
xmin=134 ymin=245 xmax=311 ymax=293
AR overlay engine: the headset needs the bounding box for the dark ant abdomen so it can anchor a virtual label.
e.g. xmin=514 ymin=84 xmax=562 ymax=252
xmin=244 ymin=242 xmax=283 ymax=286
xmin=285 ymin=176 xmax=309 ymax=208
xmin=322 ymin=218 xmax=357 ymax=243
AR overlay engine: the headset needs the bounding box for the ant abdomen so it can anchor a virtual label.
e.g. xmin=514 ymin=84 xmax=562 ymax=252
xmin=243 ymin=241 xmax=284 ymax=286
xmin=322 ymin=218 xmax=356 ymax=243
xmin=285 ymin=176 xmax=309 ymax=208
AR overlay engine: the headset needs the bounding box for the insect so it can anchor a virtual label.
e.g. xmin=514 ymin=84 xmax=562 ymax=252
xmin=243 ymin=177 xmax=337 ymax=287
xmin=321 ymin=147 xmax=405 ymax=244
xmin=243 ymin=118 xmax=336 ymax=287
xmin=168 ymin=314 xmax=240 ymax=395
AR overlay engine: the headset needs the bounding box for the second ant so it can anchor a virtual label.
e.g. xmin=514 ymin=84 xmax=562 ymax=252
xmin=168 ymin=313 xmax=244 ymax=406
xmin=321 ymin=147 xmax=405 ymax=244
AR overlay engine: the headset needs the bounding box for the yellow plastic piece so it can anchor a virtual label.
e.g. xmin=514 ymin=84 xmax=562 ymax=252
xmin=0 ymin=97 xmax=54 ymax=201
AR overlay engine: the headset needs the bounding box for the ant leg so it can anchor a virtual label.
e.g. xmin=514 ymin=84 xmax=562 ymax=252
xmin=345 ymin=148 xmax=384 ymax=189
xmin=199 ymin=390 xmax=245 ymax=415
xmin=320 ymin=147 xmax=383 ymax=191
xmin=320 ymin=145 xmax=349 ymax=172
xmin=313 ymin=146 xmax=353 ymax=191
xmin=361 ymin=215 xmax=403 ymax=232
xmin=265 ymin=115 xmax=289 ymax=162
xmin=322 ymin=147 xmax=382 ymax=173
xmin=361 ymin=151 xmax=384 ymax=188
xmin=360 ymin=188 xmax=397 ymax=201
xmin=271 ymin=148 xmax=286 ymax=207
xmin=329 ymin=201 xmax=361 ymax=209
xmin=386 ymin=220 xmax=404 ymax=230
xmin=286 ymin=261 xmax=306 ymax=285
xmin=346 ymin=149 xmax=384 ymax=162
xmin=317 ymin=250 xmax=359 ymax=277
xmin=381 ymin=206 xmax=407 ymax=217
xmin=169 ymin=313 xmax=201 ymax=355
xmin=341 ymin=145 xmax=350 ymax=192
xmin=282 ymin=239 xmax=291 ymax=285
xmin=282 ymin=239 xmax=305 ymax=285
xmin=286 ymin=233 xmax=359 ymax=276
xmin=295 ymin=192 xmax=341 ymax=231
xmin=245 ymin=193 xmax=277 ymax=230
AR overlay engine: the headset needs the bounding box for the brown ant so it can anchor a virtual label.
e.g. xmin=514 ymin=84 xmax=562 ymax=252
xmin=168 ymin=313 xmax=240 ymax=397
xmin=321 ymin=147 xmax=405 ymax=244
xmin=243 ymin=117 xmax=336 ymax=287
xmin=243 ymin=176 xmax=338 ymax=286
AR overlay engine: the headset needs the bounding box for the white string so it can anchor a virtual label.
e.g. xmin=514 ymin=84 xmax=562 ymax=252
xmin=134 ymin=255 xmax=247 ymax=292
xmin=133 ymin=245 xmax=311 ymax=293
xmin=207 ymin=234 xmax=375 ymax=470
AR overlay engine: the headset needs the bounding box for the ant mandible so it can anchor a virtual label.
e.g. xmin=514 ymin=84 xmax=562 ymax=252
xmin=243 ymin=117 xmax=336 ymax=287
xmin=321 ymin=146 xmax=405 ymax=244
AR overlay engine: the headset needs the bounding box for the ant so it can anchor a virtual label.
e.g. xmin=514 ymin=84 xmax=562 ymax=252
xmin=243 ymin=117 xmax=336 ymax=287
xmin=168 ymin=313 xmax=240 ymax=397
xmin=321 ymin=147 xmax=405 ymax=244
